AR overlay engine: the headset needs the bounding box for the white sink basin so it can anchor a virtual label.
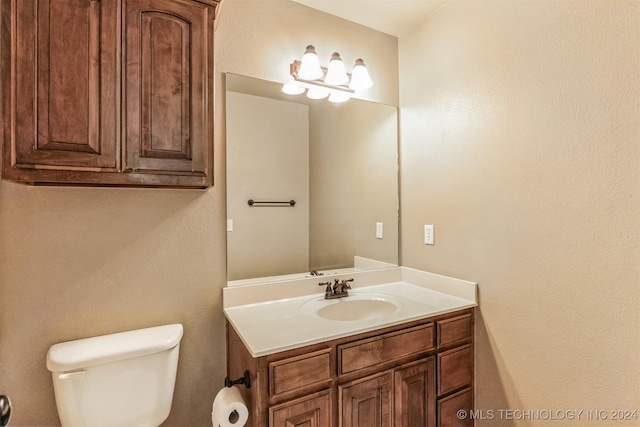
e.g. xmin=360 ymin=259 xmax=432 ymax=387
xmin=301 ymin=293 xmax=402 ymax=322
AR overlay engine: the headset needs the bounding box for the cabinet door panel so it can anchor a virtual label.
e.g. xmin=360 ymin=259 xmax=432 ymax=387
xmin=437 ymin=387 xmax=473 ymax=427
xmin=124 ymin=0 xmax=211 ymax=176
xmin=9 ymin=0 xmax=118 ymax=169
xmin=269 ymin=389 xmax=332 ymax=427
xmin=395 ymin=358 xmax=436 ymax=427
xmin=339 ymin=372 xmax=392 ymax=427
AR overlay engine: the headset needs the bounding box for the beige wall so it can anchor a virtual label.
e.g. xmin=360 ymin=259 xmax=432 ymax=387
xmin=399 ymin=0 xmax=640 ymax=424
xmin=0 ymin=0 xmax=398 ymax=425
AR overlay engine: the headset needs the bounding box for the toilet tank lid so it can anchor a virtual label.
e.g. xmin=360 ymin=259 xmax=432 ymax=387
xmin=46 ymin=324 xmax=183 ymax=372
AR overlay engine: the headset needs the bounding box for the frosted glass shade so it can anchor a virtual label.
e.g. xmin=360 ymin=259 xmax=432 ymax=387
xmin=328 ymin=91 xmax=350 ymax=103
xmin=282 ymin=76 xmax=305 ymax=95
xmin=349 ymin=58 xmax=373 ymax=91
xmin=324 ymin=52 xmax=349 ymax=86
xmin=306 ymin=87 xmax=329 ymax=99
xmin=282 ymin=84 xmax=305 ymax=95
xmin=297 ymin=45 xmax=323 ymax=80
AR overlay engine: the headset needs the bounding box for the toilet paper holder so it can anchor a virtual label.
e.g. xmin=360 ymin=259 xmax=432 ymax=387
xmin=224 ymin=370 xmax=251 ymax=389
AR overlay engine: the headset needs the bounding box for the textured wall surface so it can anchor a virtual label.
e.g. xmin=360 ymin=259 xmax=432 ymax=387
xmin=399 ymin=1 xmax=640 ymax=424
xmin=0 ymin=0 xmax=398 ymax=425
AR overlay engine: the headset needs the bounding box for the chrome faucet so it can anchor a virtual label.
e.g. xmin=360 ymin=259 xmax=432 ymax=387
xmin=318 ymin=278 xmax=354 ymax=299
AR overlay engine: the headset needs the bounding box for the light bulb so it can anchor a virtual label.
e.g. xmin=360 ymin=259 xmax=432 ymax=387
xmin=324 ymin=52 xmax=349 ymax=86
xmin=349 ymin=58 xmax=373 ymax=91
xmin=297 ymin=45 xmax=323 ymax=80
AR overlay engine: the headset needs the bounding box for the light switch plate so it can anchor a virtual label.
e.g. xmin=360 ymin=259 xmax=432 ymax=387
xmin=227 ymin=219 xmax=233 ymax=232
xmin=376 ymin=222 xmax=383 ymax=239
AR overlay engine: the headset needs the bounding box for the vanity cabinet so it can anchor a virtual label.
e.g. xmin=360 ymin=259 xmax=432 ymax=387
xmin=1 ymin=0 xmax=219 ymax=188
xmin=226 ymin=308 xmax=474 ymax=427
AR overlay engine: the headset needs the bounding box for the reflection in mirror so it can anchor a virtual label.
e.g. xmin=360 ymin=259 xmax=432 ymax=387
xmin=226 ymin=73 xmax=398 ymax=283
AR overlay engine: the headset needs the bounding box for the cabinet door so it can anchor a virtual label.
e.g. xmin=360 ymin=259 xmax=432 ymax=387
xmin=124 ymin=0 xmax=213 ymax=181
xmin=394 ymin=358 xmax=436 ymax=427
xmin=437 ymin=388 xmax=473 ymax=427
xmin=269 ymin=389 xmax=332 ymax=427
xmin=4 ymin=0 xmax=119 ymax=173
xmin=339 ymin=372 xmax=392 ymax=427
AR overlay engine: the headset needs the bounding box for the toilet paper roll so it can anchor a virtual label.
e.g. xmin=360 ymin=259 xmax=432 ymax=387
xmin=212 ymin=386 xmax=248 ymax=427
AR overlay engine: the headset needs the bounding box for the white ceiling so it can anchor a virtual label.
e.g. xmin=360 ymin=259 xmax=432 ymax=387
xmin=291 ymin=0 xmax=449 ymax=37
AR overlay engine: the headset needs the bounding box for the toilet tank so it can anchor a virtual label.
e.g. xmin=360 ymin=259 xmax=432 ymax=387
xmin=46 ymin=324 xmax=183 ymax=427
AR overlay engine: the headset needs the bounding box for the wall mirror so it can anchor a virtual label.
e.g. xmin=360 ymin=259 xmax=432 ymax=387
xmin=225 ymin=73 xmax=399 ymax=283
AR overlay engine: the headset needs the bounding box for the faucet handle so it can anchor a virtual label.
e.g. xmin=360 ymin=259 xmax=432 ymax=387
xmin=318 ymin=281 xmax=333 ymax=296
xmin=332 ymin=278 xmax=353 ymax=294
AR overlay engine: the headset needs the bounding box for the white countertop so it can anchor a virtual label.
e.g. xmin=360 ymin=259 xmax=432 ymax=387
xmin=223 ymin=267 xmax=477 ymax=357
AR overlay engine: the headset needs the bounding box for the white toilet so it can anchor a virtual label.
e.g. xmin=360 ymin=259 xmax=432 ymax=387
xmin=46 ymin=324 xmax=183 ymax=427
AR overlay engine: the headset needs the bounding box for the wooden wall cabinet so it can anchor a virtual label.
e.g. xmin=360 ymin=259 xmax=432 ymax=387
xmin=1 ymin=0 xmax=220 ymax=188
xmin=227 ymin=308 xmax=475 ymax=427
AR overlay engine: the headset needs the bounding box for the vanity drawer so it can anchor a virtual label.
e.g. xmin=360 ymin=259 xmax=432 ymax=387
xmin=338 ymin=323 xmax=434 ymax=375
xmin=269 ymin=348 xmax=332 ymax=398
xmin=437 ymin=344 xmax=473 ymax=395
xmin=437 ymin=313 xmax=473 ymax=348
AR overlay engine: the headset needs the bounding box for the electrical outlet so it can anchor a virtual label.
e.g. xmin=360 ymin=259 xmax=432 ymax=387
xmin=424 ymin=225 xmax=434 ymax=245
xmin=376 ymin=222 xmax=383 ymax=239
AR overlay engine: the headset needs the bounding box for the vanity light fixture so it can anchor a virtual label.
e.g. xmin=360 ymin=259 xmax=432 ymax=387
xmin=282 ymin=45 xmax=373 ymax=103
